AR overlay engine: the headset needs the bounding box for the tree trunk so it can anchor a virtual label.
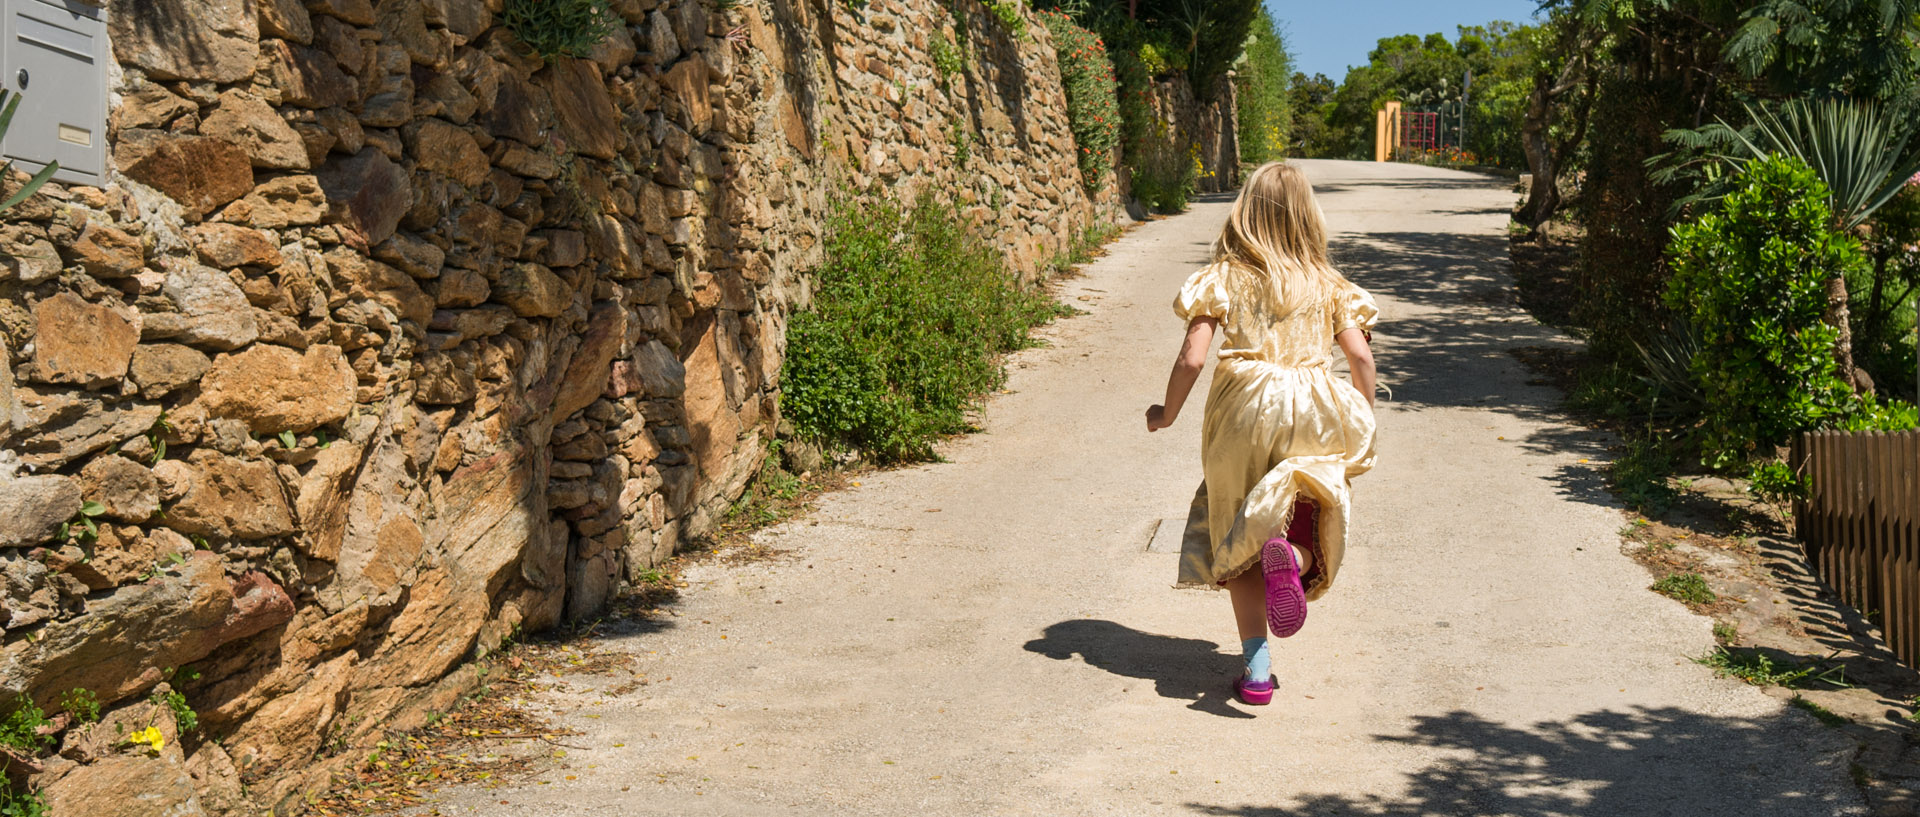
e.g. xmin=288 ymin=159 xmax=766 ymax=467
xmin=1518 ymin=73 xmax=1559 ymax=228
xmin=1827 ymin=274 xmax=1872 ymax=393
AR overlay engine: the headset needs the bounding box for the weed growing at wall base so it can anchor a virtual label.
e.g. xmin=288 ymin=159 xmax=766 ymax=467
xmin=783 ymin=193 xmax=1065 ymax=463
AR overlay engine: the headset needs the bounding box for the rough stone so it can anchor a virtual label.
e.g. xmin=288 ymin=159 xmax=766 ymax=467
xmin=112 ymin=84 xmax=196 ymax=131
xmin=305 ymin=0 xmax=374 ymax=25
xmin=682 ymin=323 xmax=741 ymax=480
xmin=553 ymin=304 xmax=627 ymax=422
xmin=422 ymin=0 xmax=490 ymax=39
xmin=143 ymin=265 xmax=259 ymax=351
xmin=0 ymin=341 xmax=23 ymax=443
xmin=316 ymin=149 xmax=412 ymax=246
xmin=435 ymin=266 xmax=490 ymax=307
xmin=30 ymin=293 xmax=138 ymax=388
xmin=664 ymin=57 xmax=712 ymax=133
xmin=200 ymin=344 xmax=355 ymax=434
xmin=375 ymin=0 xmax=447 ymax=67
xmin=409 ymin=119 xmax=490 ymax=187
xmin=108 ymin=0 xmax=258 ymax=83
xmin=67 ymin=220 xmax=146 ymax=278
xmin=161 ymin=450 xmax=295 ymax=540
xmin=0 ymin=553 xmax=293 ymax=705
xmin=201 ymin=90 xmax=310 ymax=170
xmin=42 ymin=707 xmax=208 ymax=817
xmin=115 ymin=132 xmax=255 ymax=221
xmin=217 ymin=174 xmax=325 ymax=228
xmin=542 ymin=59 xmax=621 ymax=160
xmin=631 ymin=340 xmax=686 ymax=397
xmin=257 ymin=0 xmax=313 ymax=42
xmin=12 ymin=389 xmax=164 ymax=470
xmin=373 ymin=233 xmax=445 ymax=278
xmin=261 ymin=40 xmax=357 ymax=109
xmin=187 ymin=223 xmax=284 ymax=269
xmin=80 ymin=456 xmax=160 ymax=524
xmin=128 ymin=344 xmax=213 ymax=399
xmin=0 ymin=472 xmax=79 ymax=548
xmin=490 ymin=262 xmax=570 ymax=318
xmin=323 ymin=248 xmax=435 ymax=325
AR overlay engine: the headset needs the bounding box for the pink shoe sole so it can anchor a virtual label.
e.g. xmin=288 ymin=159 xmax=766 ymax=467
xmin=1262 ymin=536 xmax=1308 ymax=638
xmin=1235 ymin=675 xmax=1275 ymax=705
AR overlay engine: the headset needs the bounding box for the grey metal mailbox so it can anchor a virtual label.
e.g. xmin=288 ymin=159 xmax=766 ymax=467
xmin=0 ymin=0 xmax=106 ymax=186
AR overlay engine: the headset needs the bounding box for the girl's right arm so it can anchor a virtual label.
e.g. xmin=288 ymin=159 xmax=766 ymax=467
xmin=1335 ymin=328 xmax=1376 ymax=410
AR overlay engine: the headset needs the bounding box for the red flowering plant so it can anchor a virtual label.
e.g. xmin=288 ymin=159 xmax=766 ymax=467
xmin=1038 ymin=10 xmax=1119 ymax=190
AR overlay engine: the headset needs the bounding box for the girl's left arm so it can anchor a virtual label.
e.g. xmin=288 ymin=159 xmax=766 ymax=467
xmin=1335 ymin=327 xmax=1376 ymax=410
xmin=1146 ymin=317 xmax=1218 ymax=431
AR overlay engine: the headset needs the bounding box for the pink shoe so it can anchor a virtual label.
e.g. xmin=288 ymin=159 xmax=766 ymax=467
xmin=1263 ymin=536 xmax=1308 ymax=638
xmin=1235 ymin=673 xmax=1275 ymax=705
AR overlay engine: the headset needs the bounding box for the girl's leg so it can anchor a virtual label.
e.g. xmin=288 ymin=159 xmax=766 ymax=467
xmin=1225 ymin=568 xmax=1268 ymax=643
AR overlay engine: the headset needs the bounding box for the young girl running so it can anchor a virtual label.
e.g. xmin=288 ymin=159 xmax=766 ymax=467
xmin=1144 ymin=161 xmax=1379 ymax=706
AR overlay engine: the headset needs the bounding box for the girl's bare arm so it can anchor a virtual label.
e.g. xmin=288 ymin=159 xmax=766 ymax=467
xmin=1335 ymin=328 xmax=1376 ymax=409
xmin=1147 ymin=317 xmax=1218 ymax=431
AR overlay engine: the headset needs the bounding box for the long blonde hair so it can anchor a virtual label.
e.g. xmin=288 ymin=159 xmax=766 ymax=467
xmin=1212 ymin=161 xmax=1349 ymax=315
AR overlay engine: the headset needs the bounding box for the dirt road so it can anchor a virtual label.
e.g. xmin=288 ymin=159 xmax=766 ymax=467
xmin=420 ymin=160 xmax=1863 ymax=816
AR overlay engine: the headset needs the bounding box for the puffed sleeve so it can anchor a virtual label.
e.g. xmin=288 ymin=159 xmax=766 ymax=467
xmin=1173 ymin=262 xmax=1232 ymax=322
xmin=1333 ymin=283 xmax=1379 ymax=335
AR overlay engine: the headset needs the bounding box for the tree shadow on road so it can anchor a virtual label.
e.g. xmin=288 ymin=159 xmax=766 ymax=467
xmin=1331 ymin=230 xmax=1620 ymax=509
xmin=1184 ymin=706 xmax=1858 ymax=816
xmin=1023 ymin=619 xmax=1254 ymax=719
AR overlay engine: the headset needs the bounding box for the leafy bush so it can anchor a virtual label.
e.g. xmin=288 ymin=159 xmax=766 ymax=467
xmin=1665 ymin=155 xmax=1869 ymax=469
xmin=1038 ymin=10 xmax=1119 ymax=189
xmin=986 ymin=0 xmax=1027 ymax=38
xmin=782 ymin=193 xmax=1063 ymax=463
xmin=501 ymin=0 xmax=619 ymax=59
xmin=0 ymin=698 xmax=52 ymax=754
xmin=1234 ymin=7 xmax=1292 ymax=165
xmin=1747 ymin=460 xmax=1807 ymax=505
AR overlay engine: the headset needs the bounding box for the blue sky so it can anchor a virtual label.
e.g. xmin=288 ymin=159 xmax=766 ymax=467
xmin=1270 ymin=0 xmax=1546 ymax=80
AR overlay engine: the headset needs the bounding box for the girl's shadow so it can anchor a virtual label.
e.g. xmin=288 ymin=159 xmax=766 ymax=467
xmin=1023 ymin=619 xmax=1253 ymax=719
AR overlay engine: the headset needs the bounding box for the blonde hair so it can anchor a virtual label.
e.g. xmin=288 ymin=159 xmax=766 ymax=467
xmin=1212 ymin=161 xmax=1349 ymax=315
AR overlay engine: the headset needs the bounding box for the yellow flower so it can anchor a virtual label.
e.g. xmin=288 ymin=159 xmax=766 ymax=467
xmin=127 ymin=726 xmax=165 ymax=754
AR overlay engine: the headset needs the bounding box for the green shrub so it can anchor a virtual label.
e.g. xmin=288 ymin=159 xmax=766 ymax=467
xmin=501 ymin=0 xmax=619 ymax=59
xmin=1130 ymin=137 xmax=1197 ymax=213
xmin=0 ymin=782 xmax=45 ymax=817
xmin=0 ymin=698 xmax=52 ymax=754
xmin=931 ymin=35 xmax=965 ymax=85
xmin=782 ymin=193 xmax=1063 ymax=463
xmin=56 ymin=689 xmax=99 ymax=725
xmin=1038 ymin=10 xmax=1119 ymax=189
xmin=1234 ymin=7 xmax=1292 ymax=165
xmin=986 ymin=0 xmax=1026 ymax=38
xmin=1665 ymin=155 xmax=1869 ymax=469
xmin=1747 ymin=460 xmax=1808 ymax=505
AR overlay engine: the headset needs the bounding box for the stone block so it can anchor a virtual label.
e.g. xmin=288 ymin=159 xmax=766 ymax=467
xmin=200 ymin=344 xmax=355 ymax=434
xmin=30 ymin=293 xmax=137 ymax=389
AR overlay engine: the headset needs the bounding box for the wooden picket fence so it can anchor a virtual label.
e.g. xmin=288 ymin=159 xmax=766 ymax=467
xmin=1791 ymin=430 xmax=1920 ymax=668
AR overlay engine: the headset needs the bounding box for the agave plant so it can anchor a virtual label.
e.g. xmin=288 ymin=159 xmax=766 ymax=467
xmin=0 ymin=89 xmax=56 ymax=214
xmin=1718 ymin=97 xmax=1920 ymax=229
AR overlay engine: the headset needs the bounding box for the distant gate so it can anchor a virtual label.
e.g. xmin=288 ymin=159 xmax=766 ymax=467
xmin=1398 ymin=111 xmax=1440 ymax=152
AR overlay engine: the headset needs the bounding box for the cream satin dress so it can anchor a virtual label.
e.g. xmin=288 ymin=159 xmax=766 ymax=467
xmin=1172 ymin=261 xmax=1379 ymax=600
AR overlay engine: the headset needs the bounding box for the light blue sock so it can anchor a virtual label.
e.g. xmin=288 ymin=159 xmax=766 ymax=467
xmin=1242 ymin=636 xmax=1271 ymax=682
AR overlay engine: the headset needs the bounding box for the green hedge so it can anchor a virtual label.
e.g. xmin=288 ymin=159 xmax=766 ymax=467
xmin=782 ymin=194 xmax=1063 ymax=463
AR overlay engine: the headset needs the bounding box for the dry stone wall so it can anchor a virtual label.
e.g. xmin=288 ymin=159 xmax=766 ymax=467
xmin=0 ymin=0 xmax=1232 ymax=812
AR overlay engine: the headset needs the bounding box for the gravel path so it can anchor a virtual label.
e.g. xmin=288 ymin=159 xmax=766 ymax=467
xmin=420 ymin=160 xmax=1865 ymax=816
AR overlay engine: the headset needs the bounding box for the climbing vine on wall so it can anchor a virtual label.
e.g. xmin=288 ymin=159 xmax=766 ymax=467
xmin=1039 ymin=10 xmax=1119 ymax=189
